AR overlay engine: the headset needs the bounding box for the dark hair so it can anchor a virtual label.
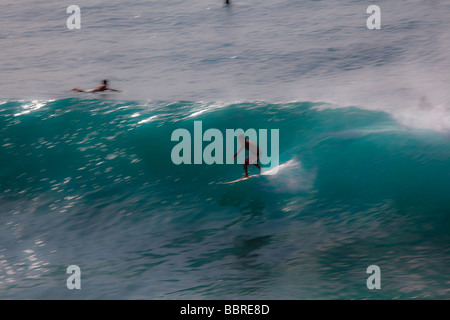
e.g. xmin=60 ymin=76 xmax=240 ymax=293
xmin=103 ymin=79 xmax=108 ymax=85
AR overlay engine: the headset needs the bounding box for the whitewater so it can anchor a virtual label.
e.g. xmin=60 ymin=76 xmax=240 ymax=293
xmin=1 ymin=0 xmax=450 ymax=299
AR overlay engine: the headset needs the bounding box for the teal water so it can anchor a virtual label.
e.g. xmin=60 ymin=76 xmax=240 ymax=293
xmin=0 ymin=99 xmax=449 ymax=299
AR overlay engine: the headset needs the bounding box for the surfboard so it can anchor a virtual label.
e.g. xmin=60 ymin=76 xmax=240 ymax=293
xmin=218 ymin=174 xmax=260 ymax=185
xmin=218 ymin=160 xmax=297 ymax=185
xmin=71 ymin=89 xmax=120 ymax=94
xmin=97 ymin=90 xmax=120 ymax=93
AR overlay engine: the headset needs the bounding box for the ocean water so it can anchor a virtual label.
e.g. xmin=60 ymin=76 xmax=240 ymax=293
xmin=1 ymin=0 xmax=450 ymax=299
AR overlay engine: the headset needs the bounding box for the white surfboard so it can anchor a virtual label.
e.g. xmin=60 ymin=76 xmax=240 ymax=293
xmin=218 ymin=174 xmax=260 ymax=185
xmin=218 ymin=160 xmax=297 ymax=185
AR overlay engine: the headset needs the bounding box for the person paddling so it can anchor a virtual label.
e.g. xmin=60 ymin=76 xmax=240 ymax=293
xmin=72 ymin=79 xmax=120 ymax=93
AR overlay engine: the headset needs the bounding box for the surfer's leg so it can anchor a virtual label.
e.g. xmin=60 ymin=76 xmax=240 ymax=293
xmin=243 ymin=156 xmax=250 ymax=177
xmin=71 ymin=88 xmax=85 ymax=92
xmin=254 ymin=156 xmax=261 ymax=174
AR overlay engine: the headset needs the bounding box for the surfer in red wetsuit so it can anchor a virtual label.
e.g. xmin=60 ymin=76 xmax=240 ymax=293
xmin=72 ymin=79 xmax=121 ymax=93
xmin=232 ymin=134 xmax=262 ymax=178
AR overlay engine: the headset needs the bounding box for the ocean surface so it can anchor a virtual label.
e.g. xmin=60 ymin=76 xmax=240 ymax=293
xmin=1 ymin=0 xmax=450 ymax=299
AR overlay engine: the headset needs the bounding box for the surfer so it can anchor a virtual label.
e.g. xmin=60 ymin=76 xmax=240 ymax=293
xmin=232 ymin=134 xmax=262 ymax=178
xmin=71 ymin=79 xmax=121 ymax=93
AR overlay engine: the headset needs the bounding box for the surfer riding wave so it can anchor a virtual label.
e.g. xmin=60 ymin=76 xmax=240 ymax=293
xmin=232 ymin=134 xmax=262 ymax=178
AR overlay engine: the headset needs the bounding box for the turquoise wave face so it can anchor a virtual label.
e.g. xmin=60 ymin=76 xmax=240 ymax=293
xmin=1 ymin=99 xmax=449 ymax=299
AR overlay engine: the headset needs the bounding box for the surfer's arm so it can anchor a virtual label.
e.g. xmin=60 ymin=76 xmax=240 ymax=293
xmin=107 ymin=88 xmax=121 ymax=92
xmin=232 ymin=145 xmax=244 ymax=159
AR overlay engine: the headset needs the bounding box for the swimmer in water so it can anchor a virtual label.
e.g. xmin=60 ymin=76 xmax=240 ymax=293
xmin=72 ymin=79 xmax=121 ymax=93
